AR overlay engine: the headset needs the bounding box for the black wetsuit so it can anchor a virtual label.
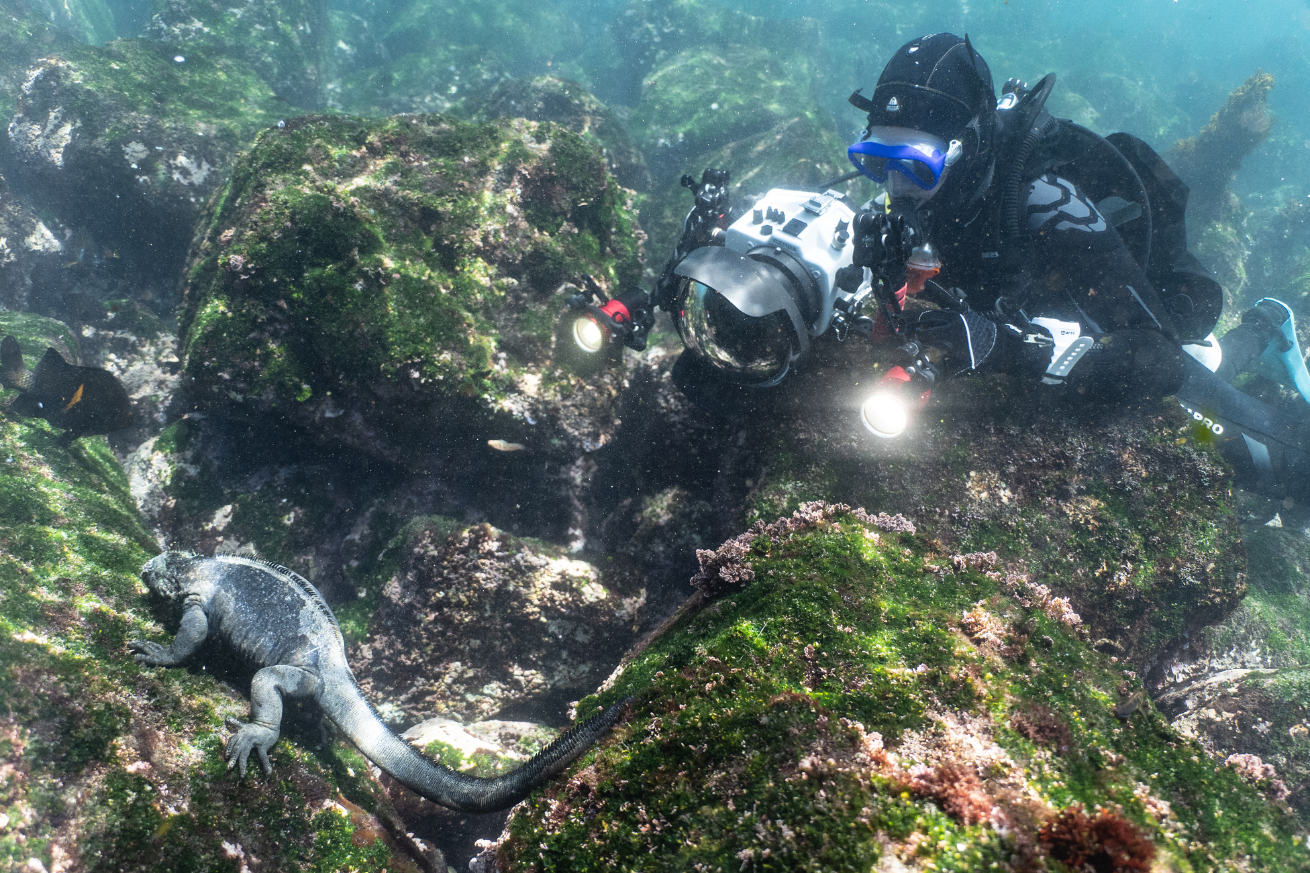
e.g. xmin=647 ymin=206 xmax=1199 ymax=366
xmin=928 ymin=172 xmax=1187 ymax=399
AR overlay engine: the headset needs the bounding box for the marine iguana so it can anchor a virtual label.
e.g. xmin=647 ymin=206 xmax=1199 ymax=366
xmin=129 ymin=551 xmax=628 ymax=813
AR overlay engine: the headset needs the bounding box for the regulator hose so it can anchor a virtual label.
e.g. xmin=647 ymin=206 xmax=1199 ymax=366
xmin=1001 ymin=112 xmax=1059 ymax=239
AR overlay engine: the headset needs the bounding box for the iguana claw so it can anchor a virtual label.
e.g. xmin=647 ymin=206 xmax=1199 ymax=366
xmin=224 ymin=717 xmax=277 ymax=777
xmin=127 ymin=639 xmax=173 ymax=666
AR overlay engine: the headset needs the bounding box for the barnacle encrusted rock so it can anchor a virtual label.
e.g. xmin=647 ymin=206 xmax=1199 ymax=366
xmin=0 ymin=311 xmax=419 ymax=873
xmin=178 ymin=113 xmax=643 ymax=467
xmin=354 ymin=519 xmax=645 ymax=723
xmin=6 ymin=41 xmax=282 ymax=279
xmin=491 ymin=504 xmax=1307 ymax=872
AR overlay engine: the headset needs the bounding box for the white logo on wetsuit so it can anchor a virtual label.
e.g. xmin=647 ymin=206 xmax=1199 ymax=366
xmin=1025 ymin=176 xmax=1108 ymax=233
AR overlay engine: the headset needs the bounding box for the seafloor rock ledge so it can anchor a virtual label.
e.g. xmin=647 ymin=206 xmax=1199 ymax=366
xmin=488 ymin=503 xmax=1308 ymax=872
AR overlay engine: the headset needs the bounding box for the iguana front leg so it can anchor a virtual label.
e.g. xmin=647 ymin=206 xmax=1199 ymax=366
xmin=225 ymin=665 xmax=322 ymax=777
xmin=128 ymin=601 xmax=208 ymax=667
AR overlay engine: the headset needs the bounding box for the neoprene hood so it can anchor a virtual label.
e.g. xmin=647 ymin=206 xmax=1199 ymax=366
xmin=851 ymin=34 xmax=997 ymax=206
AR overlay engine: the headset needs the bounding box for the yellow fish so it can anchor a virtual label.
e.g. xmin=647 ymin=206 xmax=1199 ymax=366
xmin=63 ymin=383 xmax=84 ymax=411
xmin=487 ymin=439 xmax=526 ymax=452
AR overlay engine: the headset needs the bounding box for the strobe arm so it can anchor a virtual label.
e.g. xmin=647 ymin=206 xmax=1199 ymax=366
xmin=654 ymin=168 xmax=732 ymax=311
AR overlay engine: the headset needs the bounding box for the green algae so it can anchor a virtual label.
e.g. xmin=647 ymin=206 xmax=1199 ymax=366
xmin=145 ymin=0 xmax=327 ymax=108
xmin=498 ymin=506 xmax=1307 ymax=871
xmin=736 ymin=374 xmax=1245 ymax=667
xmin=53 ymin=38 xmax=282 ymax=147
xmin=179 ymin=113 xmax=641 ymax=444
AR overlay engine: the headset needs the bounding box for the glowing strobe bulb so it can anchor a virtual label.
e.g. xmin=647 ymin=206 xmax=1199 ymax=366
xmin=572 ymin=316 xmax=606 ymax=353
xmin=861 ymin=391 xmax=909 ymax=438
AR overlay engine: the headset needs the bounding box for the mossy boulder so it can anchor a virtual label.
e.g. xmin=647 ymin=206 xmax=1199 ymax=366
xmin=621 ymin=343 xmax=1245 ymax=670
xmin=605 ymin=0 xmax=825 ymax=108
xmin=487 ymin=503 xmax=1304 ymax=871
xmin=328 ymin=0 xmax=589 ymax=118
xmin=144 ymin=0 xmax=328 ymax=108
xmin=0 ymin=310 xmax=428 ymax=872
xmin=6 ymin=39 xmax=282 ymax=280
xmin=473 ymin=75 xmax=651 ymax=192
xmin=627 ymin=45 xmax=821 ymax=180
xmin=0 ymin=2 xmax=78 ymax=126
xmin=615 ymin=1 xmax=867 ymax=258
xmin=178 ymin=113 xmax=643 ymax=468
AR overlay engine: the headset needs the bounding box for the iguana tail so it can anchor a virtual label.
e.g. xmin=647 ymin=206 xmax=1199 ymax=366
xmin=323 ymin=684 xmax=629 ymax=813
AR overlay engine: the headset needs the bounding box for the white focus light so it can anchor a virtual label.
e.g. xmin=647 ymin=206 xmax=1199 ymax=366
xmin=572 ymin=316 xmax=605 ymax=353
xmin=861 ymin=391 xmax=908 ymax=438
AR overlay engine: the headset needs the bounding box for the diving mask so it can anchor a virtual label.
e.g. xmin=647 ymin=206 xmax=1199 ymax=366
xmin=847 ymin=127 xmax=963 ymax=194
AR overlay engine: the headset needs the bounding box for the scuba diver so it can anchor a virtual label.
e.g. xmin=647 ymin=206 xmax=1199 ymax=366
xmin=565 ymin=33 xmax=1310 ymax=496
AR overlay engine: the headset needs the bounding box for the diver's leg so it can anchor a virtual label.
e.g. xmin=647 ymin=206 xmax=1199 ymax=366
xmin=1063 ymin=329 xmax=1187 ymax=401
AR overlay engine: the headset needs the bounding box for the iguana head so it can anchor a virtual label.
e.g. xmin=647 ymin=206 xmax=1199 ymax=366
xmin=141 ymin=551 xmax=198 ymax=599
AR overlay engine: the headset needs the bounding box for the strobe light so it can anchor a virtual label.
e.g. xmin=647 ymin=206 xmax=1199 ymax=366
xmin=572 ymin=312 xmax=607 ymax=353
xmin=566 ymin=286 xmax=653 ymax=353
xmin=860 ymin=364 xmax=933 ymax=438
xmin=861 ymin=389 xmax=910 ymax=438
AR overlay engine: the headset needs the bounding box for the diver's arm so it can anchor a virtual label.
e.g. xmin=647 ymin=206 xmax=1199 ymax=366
xmin=1024 ymin=173 xmax=1180 ymax=342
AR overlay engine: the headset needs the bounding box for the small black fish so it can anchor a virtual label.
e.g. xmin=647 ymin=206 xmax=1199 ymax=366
xmin=1 ymin=335 xmax=133 ymax=442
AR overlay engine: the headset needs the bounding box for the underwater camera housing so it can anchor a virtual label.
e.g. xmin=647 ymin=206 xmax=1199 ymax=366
xmin=671 ymin=189 xmax=857 ymax=386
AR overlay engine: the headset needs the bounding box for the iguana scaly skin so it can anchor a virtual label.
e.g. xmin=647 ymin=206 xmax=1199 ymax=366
xmin=129 ymin=551 xmax=628 ymax=813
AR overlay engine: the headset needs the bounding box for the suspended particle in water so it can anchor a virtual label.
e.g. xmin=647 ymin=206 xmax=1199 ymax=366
xmin=173 ymin=55 xmax=185 ymax=63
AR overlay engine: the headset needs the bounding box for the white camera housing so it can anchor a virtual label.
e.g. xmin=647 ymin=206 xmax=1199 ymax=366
xmin=723 ymin=189 xmax=857 ymax=336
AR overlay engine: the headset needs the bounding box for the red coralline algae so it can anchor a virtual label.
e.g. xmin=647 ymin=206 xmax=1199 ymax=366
xmin=690 ymin=502 xmax=915 ymax=596
xmin=1038 ymin=805 xmax=1156 ymax=872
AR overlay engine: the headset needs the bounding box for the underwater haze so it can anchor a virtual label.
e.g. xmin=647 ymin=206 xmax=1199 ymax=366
xmin=2 ymin=0 xmax=1310 ymax=871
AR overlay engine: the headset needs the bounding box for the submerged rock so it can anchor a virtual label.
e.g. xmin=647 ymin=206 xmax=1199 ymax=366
xmin=7 ymin=40 xmax=282 ymax=281
xmin=473 ymin=75 xmax=651 ymax=192
xmin=178 ymin=113 xmax=642 ymax=475
xmin=1157 ymin=524 xmax=1310 ymax=823
xmin=491 ymin=503 xmax=1306 ymax=871
xmin=144 ymin=0 xmax=329 ymax=108
xmin=614 ymin=0 xmax=863 ymax=256
xmin=327 ymin=0 xmax=588 ymax=118
xmin=1169 ymin=71 xmax=1275 ymax=227
xmin=0 ymin=173 xmax=76 ymax=313
xmin=353 ymin=519 xmax=645 ymax=725
xmin=596 ymin=342 xmax=1246 ymax=667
